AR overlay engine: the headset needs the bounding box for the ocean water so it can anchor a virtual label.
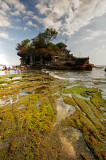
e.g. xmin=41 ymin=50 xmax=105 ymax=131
xmin=0 ymin=69 xmax=21 ymax=75
xmin=42 ymin=66 xmax=106 ymax=100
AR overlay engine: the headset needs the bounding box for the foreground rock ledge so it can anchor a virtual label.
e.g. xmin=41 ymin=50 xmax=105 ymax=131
xmin=0 ymin=71 xmax=105 ymax=160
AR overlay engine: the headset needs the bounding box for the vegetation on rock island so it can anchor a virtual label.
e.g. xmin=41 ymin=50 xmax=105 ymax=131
xmin=16 ymin=28 xmax=70 ymax=66
xmin=16 ymin=28 xmax=93 ymax=71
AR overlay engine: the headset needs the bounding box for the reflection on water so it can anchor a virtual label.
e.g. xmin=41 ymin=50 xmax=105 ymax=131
xmin=9 ymin=97 xmax=13 ymax=104
xmin=19 ymin=91 xmax=32 ymax=96
xmin=13 ymin=81 xmax=20 ymax=84
xmin=75 ymin=94 xmax=91 ymax=100
xmin=12 ymin=76 xmax=22 ymax=80
xmin=0 ymin=99 xmax=6 ymax=107
xmin=102 ymin=89 xmax=106 ymax=100
xmin=35 ymin=102 xmax=41 ymax=107
xmin=66 ymin=84 xmax=80 ymax=89
xmin=0 ymin=83 xmax=8 ymax=86
xmin=0 ymin=70 xmax=21 ymax=75
xmin=17 ymin=104 xmax=24 ymax=110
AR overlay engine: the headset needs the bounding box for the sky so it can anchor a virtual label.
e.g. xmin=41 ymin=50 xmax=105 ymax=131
xmin=0 ymin=0 xmax=106 ymax=66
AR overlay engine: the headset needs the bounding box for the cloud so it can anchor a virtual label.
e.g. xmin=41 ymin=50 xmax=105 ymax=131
xmin=0 ymin=0 xmax=27 ymax=28
xmin=32 ymin=15 xmax=42 ymax=23
xmin=15 ymin=18 xmax=21 ymax=22
xmin=4 ymin=0 xmax=26 ymax=14
xmin=0 ymin=1 xmax=10 ymax=11
xmin=27 ymin=11 xmax=34 ymax=16
xmin=0 ymin=54 xmax=8 ymax=65
xmin=0 ymin=15 xmax=11 ymax=27
xmin=24 ymin=27 xmax=28 ymax=31
xmin=36 ymin=3 xmax=51 ymax=15
xmin=23 ymin=16 xmax=29 ymax=20
xmin=0 ymin=0 xmax=39 ymax=31
xmin=15 ymin=26 xmax=22 ymax=30
xmin=27 ymin=21 xmax=37 ymax=28
xmin=0 ymin=10 xmax=7 ymax=16
xmin=11 ymin=11 xmax=20 ymax=16
xmin=82 ymin=30 xmax=106 ymax=41
xmin=0 ymin=32 xmax=14 ymax=40
xmin=23 ymin=11 xmax=35 ymax=21
xmin=0 ymin=0 xmax=40 ymax=32
xmin=0 ymin=32 xmax=9 ymax=39
xmin=35 ymin=0 xmax=106 ymax=36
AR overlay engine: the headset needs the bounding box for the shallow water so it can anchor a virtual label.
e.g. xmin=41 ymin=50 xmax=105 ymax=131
xmin=12 ymin=76 xmax=22 ymax=80
xmin=66 ymin=84 xmax=80 ymax=89
xmin=17 ymin=104 xmax=25 ymax=110
xmin=0 ymin=83 xmax=8 ymax=86
xmin=0 ymin=99 xmax=6 ymax=107
xmin=35 ymin=102 xmax=41 ymax=107
xmin=0 ymin=70 xmax=21 ymax=75
xmin=19 ymin=90 xmax=36 ymax=96
xmin=56 ymin=97 xmax=76 ymax=123
xmin=75 ymin=94 xmax=91 ymax=100
xmin=43 ymin=66 xmax=106 ymax=99
xmin=13 ymin=81 xmax=20 ymax=84
xmin=19 ymin=91 xmax=32 ymax=96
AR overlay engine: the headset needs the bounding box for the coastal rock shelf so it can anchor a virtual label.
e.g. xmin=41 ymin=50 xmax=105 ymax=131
xmin=0 ymin=71 xmax=105 ymax=160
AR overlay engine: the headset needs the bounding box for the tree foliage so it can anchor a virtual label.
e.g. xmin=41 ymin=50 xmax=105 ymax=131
xmin=21 ymin=39 xmax=30 ymax=46
xmin=16 ymin=28 xmax=69 ymax=65
xmin=42 ymin=28 xmax=58 ymax=43
xmin=56 ymin=42 xmax=67 ymax=49
xmin=16 ymin=39 xmax=31 ymax=55
xmin=32 ymin=28 xmax=58 ymax=44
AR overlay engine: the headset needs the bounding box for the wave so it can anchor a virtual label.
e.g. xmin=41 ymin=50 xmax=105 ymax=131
xmin=42 ymin=69 xmax=76 ymax=81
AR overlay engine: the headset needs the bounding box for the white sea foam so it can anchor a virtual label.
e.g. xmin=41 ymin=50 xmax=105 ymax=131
xmin=42 ymin=69 xmax=76 ymax=81
xmin=42 ymin=67 xmax=106 ymax=99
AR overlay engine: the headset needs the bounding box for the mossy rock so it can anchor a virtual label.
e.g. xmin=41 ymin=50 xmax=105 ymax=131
xmin=63 ymin=85 xmax=101 ymax=98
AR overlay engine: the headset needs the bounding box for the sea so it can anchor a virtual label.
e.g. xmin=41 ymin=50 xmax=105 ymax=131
xmin=42 ymin=65 xmax=106 ymax=100
xmin=0 ymin=65 xmax=21 ymax=75
xmin=0 ymin=65 xmax=106 ymax=100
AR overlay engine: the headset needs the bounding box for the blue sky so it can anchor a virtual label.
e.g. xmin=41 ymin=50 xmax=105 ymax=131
xmin=0 ymin=0 xmax=106 ymax=65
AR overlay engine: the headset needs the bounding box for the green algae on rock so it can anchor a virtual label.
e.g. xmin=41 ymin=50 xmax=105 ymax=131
xmin=0 ymin=72 xmax=106 ymax=160
xmin=62 ymin=85 xmax=106 ymax=160
xmin=0 ymin=72 xmax=65 ymax=159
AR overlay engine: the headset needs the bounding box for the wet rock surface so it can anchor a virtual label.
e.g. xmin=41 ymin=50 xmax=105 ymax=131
xmin=0 ymin=71 xmax=105 ymax=160
xmin=56 ymin=97 xmax=76 ymax=123
xmin=60 ymin=127 xmax=94 ymax=159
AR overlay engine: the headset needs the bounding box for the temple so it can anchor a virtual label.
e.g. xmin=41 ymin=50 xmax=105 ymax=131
xmin=18 ymin=48 xmax=93 ymax=70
